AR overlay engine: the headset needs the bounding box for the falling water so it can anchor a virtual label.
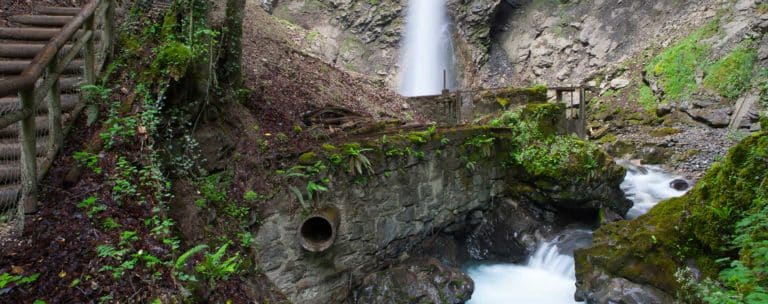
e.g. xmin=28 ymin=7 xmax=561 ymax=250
xmin=466 ymin=162 xmax=692 ymax=303
xmin=466 ymin=233 xmax=587 ymax=304
xmin=619 ymin=162 xmax=690 ymax=219
xmin=399 ymin=0 xmax=455 ymax=97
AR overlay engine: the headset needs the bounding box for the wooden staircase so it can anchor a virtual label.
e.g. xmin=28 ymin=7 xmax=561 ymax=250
xmin=0 ymin=5 xmax=85 ymax=212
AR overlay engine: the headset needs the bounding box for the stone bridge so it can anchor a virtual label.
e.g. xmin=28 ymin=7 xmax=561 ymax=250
xmin=254 ymin=110 xmax=629 ymax=303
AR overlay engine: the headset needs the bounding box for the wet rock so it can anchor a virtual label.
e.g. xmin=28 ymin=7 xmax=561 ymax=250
xmin=457 ymin=198 xmax=546 ymax=263
xmin=669 ymin=179 xmax=689 ymax=191
xmin=352 ymin=258 xmax=474 ymax=304
xmin=656 ymin=103 xmax=673 ymax=117
xmin=575 ymin=269 xmax=676 ymax=304
xmin=682 ymin=107 xmax=732 ymax=128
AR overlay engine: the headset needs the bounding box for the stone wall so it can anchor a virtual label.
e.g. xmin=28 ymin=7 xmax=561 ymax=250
xmin=253 ymin=122 xmax=629 ymax=303
xmin=254 ymin=129 xmax=508 ymax=303
xmin=407 ymin=85 xmax=548 ymax=125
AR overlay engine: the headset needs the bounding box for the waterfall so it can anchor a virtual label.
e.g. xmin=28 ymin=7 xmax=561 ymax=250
xmin=466 ymin=241 xmax=581 ymax=304
xmin=399 ymin=0 xmax=455 ymax=97
xmin=465 ymin=164 xmax=691 ymax=303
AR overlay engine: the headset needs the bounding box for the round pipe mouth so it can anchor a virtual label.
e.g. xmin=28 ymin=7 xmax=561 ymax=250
xmin=298 ymin=207 xmax=339 ymax=252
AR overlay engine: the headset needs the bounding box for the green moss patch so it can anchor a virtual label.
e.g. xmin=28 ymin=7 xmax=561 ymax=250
xmin=577 ymin=132 xmax=768 ymax=300
xmin=649 ymin=127 xmax=682 ymax=137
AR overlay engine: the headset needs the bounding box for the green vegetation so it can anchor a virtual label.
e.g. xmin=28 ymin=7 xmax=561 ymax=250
xmin=645 ymin=18 xmax=759 ymax=104
xmin=645 ymin=19 xmax=719 ymax=103
xmin=73 ymin=151 xmax=101 ymax=174
xmin=0 ymin=272 xmax=39 ymax=289
xmin=703 ymin=43 xmax=758 ymax=100
xmin=579 ymin=132 xmax=768 ymax=303
xmin=650 ymin=127 xmax=682 ymax=137
xmin=637 ymin=84 xmax=658 ymax=111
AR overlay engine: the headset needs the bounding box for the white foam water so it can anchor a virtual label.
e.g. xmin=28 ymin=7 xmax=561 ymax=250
xmin=466 ymin=242 xmax=578 ymax=304
xmin=399 ymin=0 xmax=455 ymax=97
xmin=621 ymin=164 xmax=690 ymax=219
xmin=466 ymin=164 xmax=691 ymax=303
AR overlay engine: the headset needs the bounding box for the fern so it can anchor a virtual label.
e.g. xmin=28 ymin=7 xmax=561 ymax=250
xmin=174 ymin=244 xmax=209 ymax=270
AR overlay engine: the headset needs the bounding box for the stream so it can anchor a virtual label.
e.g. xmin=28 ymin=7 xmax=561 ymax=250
xmin=466 ymin=163 xmax=690 ymax=303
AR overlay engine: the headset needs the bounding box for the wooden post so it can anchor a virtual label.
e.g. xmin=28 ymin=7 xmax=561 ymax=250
xmin=47 ymin=56 xmax=63 ymax=151
xmin=579 ymin=87 xmax=587 ymax=139
xmin=102 ymin=0 xmax=115 ymax=64
xmin=18 ymin=89 xmax=37 ymax=214
xmin=84 ymin=15 xmax=96 ymax=85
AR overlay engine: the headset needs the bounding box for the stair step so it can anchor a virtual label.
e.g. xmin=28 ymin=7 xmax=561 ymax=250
xmin=0 ymin=28 xmax=99 ymax=41
xmin=0 ymin=138 xmax=48 ymax=160
xmin=0 ymin=43 xmax=74 ymax=59
xmin=0 ymin=60 xmax=83 ymax=75
xmin=0 ymin=185 xmax=20 ymax=206
xmin=0 ymin=27 xmax=60 ymax=41
xmin=36 ymin=6 xmax=81 ymax=16
xmin=10 ymin=15 xmax=73 ymax=27
xmin=0 ymin=158 xmax=45 ymax=184
xmin=60 ymin=77 xmax=83 ymax=91
xmin=0 ymin=162 xmax=23 ymax=183
xmin=0 ymin=116 xmax=50 ymax=138
xmin=0 ymin=94 xmax=79 ymax=114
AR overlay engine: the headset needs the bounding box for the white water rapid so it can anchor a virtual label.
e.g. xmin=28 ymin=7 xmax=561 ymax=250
xmin=467 ymin=241 xmax=580 ymax=304
xmin=466 ymin=162 xmax=692 ymax=303
xmin=620 ymin=163 xmax=690 ymax=218
xmin=399 ymin=0 xmax=455 ymax=97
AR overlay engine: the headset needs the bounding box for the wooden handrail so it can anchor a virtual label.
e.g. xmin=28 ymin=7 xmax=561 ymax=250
xmin=0 ymin=0 xmax=103 ymax=98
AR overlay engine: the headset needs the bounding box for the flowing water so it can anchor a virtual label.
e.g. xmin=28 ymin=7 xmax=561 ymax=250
xmin=620 ymin=163 xmax=689 ymax=219
xmin=399 ymin=0 xmax=455 ymax=97
xmin=466 ymin=163 xmax=691 ymax=303
xmin=466 ymin=233 xmax=586 ymax=304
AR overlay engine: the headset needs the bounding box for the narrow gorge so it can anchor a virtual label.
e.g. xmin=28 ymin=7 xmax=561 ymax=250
xmin=0 ymin=0 xmax=765 ymax=303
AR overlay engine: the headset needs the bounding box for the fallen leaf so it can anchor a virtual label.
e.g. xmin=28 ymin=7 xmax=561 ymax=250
xmin=11 ymin=265 xmax=23 ymax=275
xmin=59 ymin=271 xmax=67 ymax=278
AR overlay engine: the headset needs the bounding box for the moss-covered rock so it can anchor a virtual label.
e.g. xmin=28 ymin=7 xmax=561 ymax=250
xmin=575 ymin=132 xmax=768 ymax=302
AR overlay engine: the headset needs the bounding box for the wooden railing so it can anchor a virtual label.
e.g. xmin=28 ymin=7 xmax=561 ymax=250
xmin=0 ymin=0 xmax=113 ymax=214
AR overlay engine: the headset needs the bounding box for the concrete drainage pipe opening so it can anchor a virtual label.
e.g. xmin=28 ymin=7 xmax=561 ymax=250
xmin=298 ymin=207 xmax=340 ymax=252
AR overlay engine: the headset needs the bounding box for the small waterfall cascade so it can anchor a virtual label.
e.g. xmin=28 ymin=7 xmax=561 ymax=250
xmin=619 ymin=161 xmax=691 ymax=218
xmin=399 ymin=0 xmax=456 ymax=97
xmin=466 ymin=163 xmax=693 ymax=303
xmin=466 ymin=239 xmax=582 ymax=304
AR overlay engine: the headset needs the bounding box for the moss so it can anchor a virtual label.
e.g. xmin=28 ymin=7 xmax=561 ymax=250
xmin=521 ymin=103 xmax=564 ymax=136
xmin=649 ymin=127 xmax=682 ymax=137
xmin=151 ymin=41 xmax=194 ymax=81
xmin=496 ymin=97 xmax=510 ymax=108
xmin=597 ymin=133 xmax=617 ymax=144
xmin=702 ymin=43 xmax=757 ymax=100
xmin=298 ymin=152 xmax=318 ymax=165
xmin=672 ymin=149 xmax=700 ymax=162
xmin=577 ymin=132 xmax=768 ymax=296
xmin=479 ymin=84 xmax=548 ymax=106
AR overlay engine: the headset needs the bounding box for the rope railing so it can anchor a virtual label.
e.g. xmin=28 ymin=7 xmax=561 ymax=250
xmin=0 ymin=0 xmax=113 ymax=220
